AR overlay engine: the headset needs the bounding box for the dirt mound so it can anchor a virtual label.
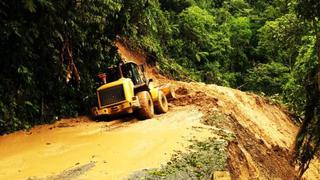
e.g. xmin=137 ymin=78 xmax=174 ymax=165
xmin=168 ymin=81 xmax=302 ymax=179
xmin=172 ymin=91 xmax=218 ymax=109
xmin=175 ymin=87 xmax=189 ymax=95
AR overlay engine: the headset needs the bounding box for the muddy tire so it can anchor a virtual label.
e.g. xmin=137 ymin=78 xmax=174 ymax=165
xmin=154 ymin=91 xmax=168 ymax=114
xmin=137 ymin=91 xmax=154 ymax=120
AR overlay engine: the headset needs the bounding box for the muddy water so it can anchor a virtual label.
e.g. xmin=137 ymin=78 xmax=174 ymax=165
xmin=0 ymin=106 xmax=214 ymax=180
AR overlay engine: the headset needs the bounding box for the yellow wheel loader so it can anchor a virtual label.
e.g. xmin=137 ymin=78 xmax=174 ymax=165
xmin=91 ymin=61 xmax=175 ymax=120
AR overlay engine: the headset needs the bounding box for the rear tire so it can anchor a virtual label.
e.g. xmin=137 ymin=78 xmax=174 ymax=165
xmin=137 ymin=91 xmax=154 ymax=120
xmin=155 ymin=91 xmax=168 ymax=114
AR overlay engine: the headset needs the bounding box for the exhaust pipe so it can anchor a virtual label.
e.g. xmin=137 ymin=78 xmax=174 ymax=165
xmin=98 ymin=73 xmax=107 ymax=84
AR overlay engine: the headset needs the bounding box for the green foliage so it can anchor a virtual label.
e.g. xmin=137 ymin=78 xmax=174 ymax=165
xmin=258 ymin=14 xmax=305 ymax=66
xmin=165 ymin=6 xmax=234 ymax=85
xmin=296 ymin=0 xmax=320 ymax=20
xmin=244 ymin=62 xmax=290 ymax=95
xmin=228 ymin=16 xmax=252 ymax=76
xmin=0 ymin=0 xmax=122 ymax=134
xmin=159 ymin=0 xmax=195 ymax=12
xmin=283 ymin=36 xmax=317 ymax=113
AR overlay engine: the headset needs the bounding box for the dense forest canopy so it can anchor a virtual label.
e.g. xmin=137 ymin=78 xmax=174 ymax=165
xmin=0 ymin=0 xmax=319 ymax=175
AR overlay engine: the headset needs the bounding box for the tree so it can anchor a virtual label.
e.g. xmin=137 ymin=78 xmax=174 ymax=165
xmin=244 ymin=62 xmax=290 ymax=95
xmin=283 ymin=36 xmax=317 ymax=114
xmin=293 ymin=0 xmax=320 ymax=177
xmin=228 ymin=16 xmax=252 ymax=73
xmin=258 ymin=14 xmax=305 ymax=67
xmin=159 ymin=0 xmax=194 ymax=12
xmin=172 ymin=6 xmax=233 ymax=84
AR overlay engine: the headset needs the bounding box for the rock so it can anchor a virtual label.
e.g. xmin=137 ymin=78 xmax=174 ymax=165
xmin=212 ymin=171 xmax=231 ymax=180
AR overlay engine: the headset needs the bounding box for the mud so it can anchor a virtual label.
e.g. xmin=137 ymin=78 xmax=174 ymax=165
xmin=46 ymin=162 xmax=96 ymax=180
xmin=0 ymin=106 xmax=215 ymax=180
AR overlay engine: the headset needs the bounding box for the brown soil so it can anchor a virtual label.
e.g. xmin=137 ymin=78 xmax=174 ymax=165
xmin=115 ymin=41 xmax=146 ymax=65
xmin=164 ymin=81 xmax=299 ymax=179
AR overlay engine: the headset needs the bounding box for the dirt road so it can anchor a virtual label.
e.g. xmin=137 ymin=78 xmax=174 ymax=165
xmin=0 ymin=105 xmax=216 ymax=180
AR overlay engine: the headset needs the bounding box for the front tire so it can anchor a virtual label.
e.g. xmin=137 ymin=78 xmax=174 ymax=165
xmin=137 ymin=91 xmax=154 ymax=120
xmin=155 ymin=91 xmax=168 ymax=114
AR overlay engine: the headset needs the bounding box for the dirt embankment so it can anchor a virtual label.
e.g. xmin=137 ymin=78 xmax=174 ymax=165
xmin=164 ymin=78 xmax=320 ymax=179
xmin=168 ymin=82 xmax=297 ymax=179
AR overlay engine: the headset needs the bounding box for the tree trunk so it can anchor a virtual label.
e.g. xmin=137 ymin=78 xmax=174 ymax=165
xmin=292 ymin=27 xmax=320 ymax=177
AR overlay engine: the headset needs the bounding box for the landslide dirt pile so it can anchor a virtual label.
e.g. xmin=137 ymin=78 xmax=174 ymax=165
xmin=161 ymin=80 xmax=300 ymax=179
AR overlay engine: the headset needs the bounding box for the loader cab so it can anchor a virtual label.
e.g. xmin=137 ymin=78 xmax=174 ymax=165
xmin=121 ymin=62 xmax=145 ymax=85
xmin=97 ymin=61 xmax=150 ymax=92
xmin=120 ymin=62 xmax=150 ymax=90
